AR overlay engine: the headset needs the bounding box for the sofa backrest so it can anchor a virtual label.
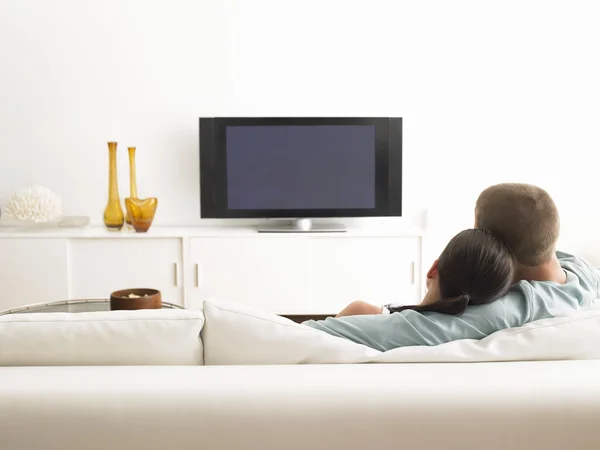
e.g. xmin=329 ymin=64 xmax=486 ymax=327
xmin=201 ymin=298 xmax=600 ymax=365
xmin=0 ymin=309 xmax=204 ymax=366
xmin=4 ymin=299 xmax=600 ymax=367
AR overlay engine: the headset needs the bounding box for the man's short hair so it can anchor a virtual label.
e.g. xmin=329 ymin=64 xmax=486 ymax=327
xmin=475 ymin=183 xmax=559 ymax=267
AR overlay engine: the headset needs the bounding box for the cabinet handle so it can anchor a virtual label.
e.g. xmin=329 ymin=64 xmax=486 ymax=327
xmin=195 ymin=263 xmax=200 ymax=287
xmin=410 ymin=261 xmax=415 ymax=285
xmin=174 ymin=263 xmax=179 ymax=287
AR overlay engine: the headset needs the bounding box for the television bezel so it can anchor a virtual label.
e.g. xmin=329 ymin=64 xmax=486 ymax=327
xmin=199 ymin=117 xmax=402 ymax=219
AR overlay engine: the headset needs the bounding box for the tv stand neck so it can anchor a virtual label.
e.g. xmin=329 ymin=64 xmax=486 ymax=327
xmin=257 ymin=219 xmax=346 ymax=233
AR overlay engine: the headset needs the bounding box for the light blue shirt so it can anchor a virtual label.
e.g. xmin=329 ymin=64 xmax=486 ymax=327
xmin=303 ymin=251 xmax=600 ymax=352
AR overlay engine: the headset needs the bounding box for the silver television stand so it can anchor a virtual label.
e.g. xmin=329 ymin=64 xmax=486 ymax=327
xmin=257 ymin=219 xmax=346 ymax=233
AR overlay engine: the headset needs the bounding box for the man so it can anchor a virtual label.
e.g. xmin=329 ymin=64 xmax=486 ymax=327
xmin=303 ymin=183 xmax=600 ymax=351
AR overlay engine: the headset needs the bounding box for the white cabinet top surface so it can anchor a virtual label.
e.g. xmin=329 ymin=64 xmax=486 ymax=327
xmin=0 ymin=225 xmax=424 ymax=239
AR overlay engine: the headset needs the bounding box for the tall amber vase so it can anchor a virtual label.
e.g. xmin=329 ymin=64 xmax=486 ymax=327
xmin=125 ymin=146 xmax=138 ymax=225
xmin=103 ymin=142 xmax=124 ymax=231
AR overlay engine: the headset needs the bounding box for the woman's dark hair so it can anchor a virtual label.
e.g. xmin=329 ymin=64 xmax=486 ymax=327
xmin=389 ymin=228 xmax=515 ymax=315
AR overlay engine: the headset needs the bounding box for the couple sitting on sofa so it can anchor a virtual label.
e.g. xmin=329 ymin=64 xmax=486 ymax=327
xmin=304 ymin=183 xmax=600 ymax=351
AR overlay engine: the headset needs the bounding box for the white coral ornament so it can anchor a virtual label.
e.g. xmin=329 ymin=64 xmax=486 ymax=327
xmin=3 ymin=186 xmax=63 ymax=222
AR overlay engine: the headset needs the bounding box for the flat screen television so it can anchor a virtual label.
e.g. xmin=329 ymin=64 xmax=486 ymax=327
xmin=199 ymin=117 xmax=402 ymax=231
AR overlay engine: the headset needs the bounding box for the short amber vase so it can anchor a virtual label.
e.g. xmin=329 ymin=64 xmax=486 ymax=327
xmin=103 ymin=142 xmax=124 ymax=231
xmin=125 ymin=197 xmax=158 ymax=233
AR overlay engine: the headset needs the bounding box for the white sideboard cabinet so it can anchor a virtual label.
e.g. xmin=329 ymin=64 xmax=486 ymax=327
xmin=67 ymin=238 xmax=184 ymax=305
xmin=0 ymin=226 xmax=424 ymax=315
xmin=188 ymin=235 xmax=421 ymax=314
xmin=0 ymin=238 xmax=69 ymax=312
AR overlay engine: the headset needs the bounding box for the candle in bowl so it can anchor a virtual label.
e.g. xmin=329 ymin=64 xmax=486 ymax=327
xmin=110 ymin=288 xmax=161 ymax=310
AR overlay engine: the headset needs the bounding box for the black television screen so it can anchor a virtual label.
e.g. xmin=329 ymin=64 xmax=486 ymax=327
xmin=226 ymin=124 xmax=376 ymax=210
xmin=200 ymin=117 xmax=402 ymax=219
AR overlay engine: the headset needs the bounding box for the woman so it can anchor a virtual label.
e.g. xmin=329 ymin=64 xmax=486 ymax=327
xmin=335 ymin=228 xmax=516 ymax=317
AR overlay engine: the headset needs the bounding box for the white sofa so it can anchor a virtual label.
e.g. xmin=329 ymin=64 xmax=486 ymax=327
xmin=2 ymin=300 xmax=600 ymax=450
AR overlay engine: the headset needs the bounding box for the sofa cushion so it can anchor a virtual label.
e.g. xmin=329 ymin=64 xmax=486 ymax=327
xmin=0 ymin=309 xmax=205 ymax=366
xmin=202 ymin=299 xmax=379 ymax=365
xmin=3 ymin=362 xmax=600 ymax=450
xmin=202 ymin=298 xmax=600 ymax=365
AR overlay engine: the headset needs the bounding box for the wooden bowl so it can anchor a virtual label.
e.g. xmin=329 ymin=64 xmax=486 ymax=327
xmin=110 ymin=288 xmax=162 ymax=311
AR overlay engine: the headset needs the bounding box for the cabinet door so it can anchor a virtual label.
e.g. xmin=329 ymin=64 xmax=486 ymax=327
xmin=68 ymin=239 xmax=184 ymax=306
xmin=0 ymin=239 xmax=68 ymax=312
xmin=309 ymin=237 xmax=421 ymax=314
xmin=189 ymin=237 xmax=310 ymax=313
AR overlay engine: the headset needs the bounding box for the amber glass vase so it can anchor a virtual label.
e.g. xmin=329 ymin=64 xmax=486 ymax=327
xmin=103 ymin=142 xmax=124 ymax=231
xmin=125 ymin=197 xmax=158 ymax=233
xmin=125 ymin=146 xmax=138 ymax=225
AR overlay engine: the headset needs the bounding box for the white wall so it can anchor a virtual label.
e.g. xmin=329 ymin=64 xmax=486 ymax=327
xmin=1 ymin=0 xmax=599 ymax=263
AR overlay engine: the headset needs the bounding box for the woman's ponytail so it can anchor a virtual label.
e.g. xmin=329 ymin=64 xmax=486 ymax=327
xmin=387 ymin=294 xmax=471 ymax=316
